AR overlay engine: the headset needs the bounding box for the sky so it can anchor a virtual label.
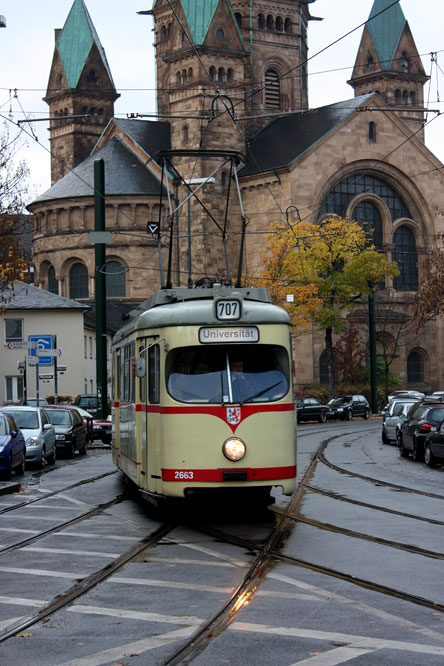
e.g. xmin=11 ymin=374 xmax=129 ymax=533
xmin=1 ymin=0 xmax=444 ymax=203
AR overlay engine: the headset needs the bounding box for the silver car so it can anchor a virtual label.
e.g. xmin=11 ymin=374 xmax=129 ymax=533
xmin=382 ymin=399 xmax=417 ymax=444
xmin=0 ymin=406 xmax=56 ymax=467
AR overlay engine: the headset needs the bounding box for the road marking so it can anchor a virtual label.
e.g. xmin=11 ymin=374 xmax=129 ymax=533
xmin=111 ymin=576 xmax=235 ymax=594
xmin=288 ymin=646 xmax=375 ymax=665
xmin=0 ymin=567 xmax=83 ymax=579
xmin=53 ymin=531 xmax=139 ymax=542
xmin=0 ymin=616 xmax=24 ymax=631
xmin=0 ymin=595 xmax=45 ymax=607
xmin=0 ymin=527 xmax=38 ymax=534
xmin=70 ymin=605 xmax=202 ymax=625
xmin=55 ymin=627 xmax=194 ymax=666
xmin=22 ymin=546 xmax=119 ymax=558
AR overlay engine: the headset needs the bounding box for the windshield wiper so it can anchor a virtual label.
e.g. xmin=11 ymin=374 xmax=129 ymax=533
xmin=240 ymin=380 xmax=283 ymax=405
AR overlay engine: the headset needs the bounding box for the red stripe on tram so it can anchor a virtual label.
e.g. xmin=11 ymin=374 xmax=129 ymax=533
xmin=162 ymin=466 xmax=296 ymax=482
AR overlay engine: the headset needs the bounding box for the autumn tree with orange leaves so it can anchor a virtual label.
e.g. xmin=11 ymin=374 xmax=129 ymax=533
xmin=411 ymin=233 xmax=444 ymax=331
xmin=256 ymin=215 xmax=398 ymax=395
xmin=0 ymin=122 xmax=29 ymax=300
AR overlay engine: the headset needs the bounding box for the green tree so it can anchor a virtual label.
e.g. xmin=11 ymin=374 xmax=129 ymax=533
xmin=257 ymin=215 xmax=398 ymax=395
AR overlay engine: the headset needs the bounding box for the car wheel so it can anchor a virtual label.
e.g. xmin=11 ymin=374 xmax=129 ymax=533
xmin=79 ymin=439 xmax=87 ymax=455
xmin=397 ymin=432 xmax=408 ymax=458
xmin=68 ymin=441 xmax=75 ymax=458
xmin=345 ymin=409 xmax=352 ymax=421
xmin=412 ymin=437 xmax=423 ymax=463
xmin=14 ymin=452 xmax=26 ymax=476
xmin=364 ymin=408 xmax=370 ymax=420
xmin=47 ymin=447 xmax=56 ymax=465
xmin=38 ymin=448 xmax=47 ymax=469
xmin=102 ymin=436 xmax=111 ymax=445
xmin=318 ymin=411 xmax=327 ymax=424
xmin=424 ymin=443 xmax=435 ymax=467
xmin=382 ymin=428 xmax=389 ymax=444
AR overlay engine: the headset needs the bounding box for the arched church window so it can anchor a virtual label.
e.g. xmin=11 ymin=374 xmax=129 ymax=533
xmin=266 ymin=15 xmax=274 ymax=31
xmin=87 ymin=69 xmax=99 ymax=85
xmin=351 ymin=200 xmax=383 ymax=250
xmin=182 ymin=69 xmax=187 ymax=85
xmin=188 ymin=68 xmax=193 ymax=83
xmin=258 ymin=14 xmax=265 ymax=30
xmin=160 ymin=25 xmax=167 ymax=42
xmin=48 ymin=265 xmax=58 ymax=295
xmin=398 ymin=51 xmax=410 ymax=72
xmin=59 ymin=74 xmax=64 ymax=87
xmin=402 ymin=90 xmax=409 ymax=105
xmin=393 ymin=226 xmax=418 ymax=291
xmin=284 ymin=18 xmax=292 ymax=34
xmin=395 ymin=89 xmax=401 ymax=104
xmin=275 ymin=16 xmax=283 ymax=32
xmin=367 ymin=54 xmax=375 ymax=68
xmin=319 ymin=174 xmax=411 ymax=230
xmin=410 ymin=91 xmax=416 ymax=105
xmin=265 ymin=69 xmax=280 ymax=109
xmin=227 ymin=68 xmax=234 ymax=83
xmin=407 ymin=350 xmax=424 ymax=384
xmin=182 ymin=125 xmax=189 ymax=144
xmin=221 ymin=171 xmax=227 ymax=188
xmin=218 ymin=67 xmax=225 ymax=83
xmin=209 ymin=66 xmax=216 ymax=81
xmin=216 ymin=28 xmax=225 ymax=41
xmin=368 ymin=121 xmax=376 ymax=142
xmin=176 ymin=71 xmax=181 ymax=86
xmin=69 ymin=263 xmax=88 ymax=299
xmin=106 ymin=261 xmax=126 ymax=298
xmin=235 ymin=12 xmax=242 ymax=29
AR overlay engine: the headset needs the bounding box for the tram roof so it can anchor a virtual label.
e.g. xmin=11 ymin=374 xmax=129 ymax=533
xmin=114 ymin=286 xmax=291 ymax=341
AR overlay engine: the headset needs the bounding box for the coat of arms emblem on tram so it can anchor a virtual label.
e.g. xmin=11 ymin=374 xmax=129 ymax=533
xmin=226 ymin=407 xmax=241 ymax=426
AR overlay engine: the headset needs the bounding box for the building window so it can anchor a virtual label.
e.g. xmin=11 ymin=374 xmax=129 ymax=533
xmin=266 ymin=15 xmax=274 ymax=31
xmin=410 ymin=91 xmax=416 ymax=105
xmin=216 ymin=28 xmax=225 ymax=41
xmin=402 ymin=90 xmax=409 ymax=105
xmin=407 ymin=350 xmax=424 ymax=384
xmin=182 ymin=125 xmax=189 ymax=144
xmin=5 ymin=376 xmax=23 ymax=403
xmin=227 ymin=68 xmax=234 ymax=83
xmin=284 ymin=18 xmax=292 ymax=34
xmin=368 ymin=121 xmax=376 ymax=142
xmin=275 ymin=16 xmax=283 ymax=32
xmin=393 ymin=226 xmax=418 ymax=291
xmin=258 ymin=14 xmax=265 ymax=30
xmin=367 ymin=55 xmax=375 ymax=68
xmin=265 ymin=69 xmax=280 ymax=108
xmin=351 ymin=200 xmax=383 ymax=250
xmin=106 ymin=261 xmax=126 ymax=298
xmin=209 ymin=66 xmax=216 ymax=81
xmin=5 ymin=319 xmax=23 ymax=343
xmin=235 ymin=12 xmax=242 ymax=29
xmin=69 ymin=262 xmax=89 ymax=299
xmin=218 ymin=67 xmax=225 ymax=83
xmin=48 ymin=265 xmax=58 ymax=294
xmin=395 ymin=89 xmax=401 ymax=104
xmin=221 ymin=171 xmax=227 ymax=188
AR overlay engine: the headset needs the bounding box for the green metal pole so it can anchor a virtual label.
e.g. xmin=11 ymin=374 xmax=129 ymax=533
xmin=94 ymin=159 xmax=108 ymax=419
xmin=368 ymin=289 xmax=378 ymax=414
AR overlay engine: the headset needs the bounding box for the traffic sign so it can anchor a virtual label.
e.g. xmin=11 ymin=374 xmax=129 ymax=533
xmin=57 ymin=365 xmax=67 ymax=373
xmin=39 ymin=374 xmax=54 ymax=380
xmin=7 ymin=341 xmax=37 ymax=350
xmin=36 ymin=348 xmax=61 ymax=357
xmin=28 ymin=335 xmax=54 ymax=366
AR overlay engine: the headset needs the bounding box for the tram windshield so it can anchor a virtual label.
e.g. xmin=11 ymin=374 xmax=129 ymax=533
xmin=166 ymin=345 xmax=289 ymax=404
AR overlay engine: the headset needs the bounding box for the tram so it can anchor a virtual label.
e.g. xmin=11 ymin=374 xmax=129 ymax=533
xmin=111 ymin=284 xmax=296 ymax=504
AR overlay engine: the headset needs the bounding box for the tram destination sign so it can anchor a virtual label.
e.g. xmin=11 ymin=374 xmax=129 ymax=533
xmin=199 ymin=326 xmax=259 ymax=343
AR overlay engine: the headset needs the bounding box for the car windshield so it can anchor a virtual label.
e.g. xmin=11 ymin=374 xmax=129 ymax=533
xmin=78 ymin=397 xmax=97 ymax=408
xmin=0 ymin=417 xmax=6 ymax=435
xmin=428 ymin=407 xmax=444 ymax=424
xmin=46 ymin=410 xmax=72 ymax=426
xmin=166 ymin=344 xmax=289 ymax=404
xmin=329 ymin=397 xmax=351 ymax=406
xmin=4 ymin=410 xmax=39 ymax=429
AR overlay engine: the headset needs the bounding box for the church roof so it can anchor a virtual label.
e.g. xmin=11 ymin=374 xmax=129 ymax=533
xmin=57 ymin=0 xmax=115 ymax=89
xmin=240 ymin=94 xmax=374 ymax=176
xmin=367 ymin=0 xmax=406 ymax=69
xmin=32 ymin=121 xmax=171 ymax=203
xmin=180 ymin=0 xmax=220 ymax=45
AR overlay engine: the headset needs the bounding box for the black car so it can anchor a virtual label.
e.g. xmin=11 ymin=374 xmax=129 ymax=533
xmin=327 ymin=395 xmax=371 ymax=420
xmin=74 ymin=394 xmax=99 ymax=417
xmin=45 ymin=407 xmax=88 ymax=457
xmin=397 ymin=399 xmax=444 ymax=462
xmin=296 ymin=398 xmax=331 ymax=423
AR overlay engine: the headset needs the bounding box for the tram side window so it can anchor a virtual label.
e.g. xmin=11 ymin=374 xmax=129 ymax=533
xmin=113 ymin=350 xmax=121 ymax=402
xmin=148 ymin=344 xmax=160 ymax=404
xmin=123 ymin=343 xmax=135 ymax=402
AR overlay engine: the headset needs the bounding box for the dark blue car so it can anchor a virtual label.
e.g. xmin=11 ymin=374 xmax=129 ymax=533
xmin=0 ymin=413 xmax=26 ymax=480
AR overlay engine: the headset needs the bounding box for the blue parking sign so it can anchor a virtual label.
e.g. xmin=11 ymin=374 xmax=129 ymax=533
xmin=28 ymin=335 xmax=54 ymax=366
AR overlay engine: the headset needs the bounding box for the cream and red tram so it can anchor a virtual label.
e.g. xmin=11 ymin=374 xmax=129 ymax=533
xmin=112 ymin=285 xmax=296 ymax=503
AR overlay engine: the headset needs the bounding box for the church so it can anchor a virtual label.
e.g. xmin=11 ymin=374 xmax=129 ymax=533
xmin=27 ymin=0 xmax=444 ymax=392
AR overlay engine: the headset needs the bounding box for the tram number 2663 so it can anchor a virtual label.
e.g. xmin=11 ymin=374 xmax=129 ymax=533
xmin=174 ymin=471 xmax=194 ymax=480
xmin=216 ymin=299 xmax=241 ymax=320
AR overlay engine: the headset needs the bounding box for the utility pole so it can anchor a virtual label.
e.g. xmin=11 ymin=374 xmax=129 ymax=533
xmin=368 ymin=289 xmax=378 ymax=414
xmin=94 ymin=159 xmax=108 ymax=419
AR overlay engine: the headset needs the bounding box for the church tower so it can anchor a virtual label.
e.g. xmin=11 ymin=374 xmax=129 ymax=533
xmin=44 ymin=0 xmax=119 ymax=184
xmin=348 ymin=0 xmax=428 ymax=140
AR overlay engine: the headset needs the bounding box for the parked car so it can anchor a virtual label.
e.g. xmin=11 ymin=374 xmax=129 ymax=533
xmin=387 ymin=390 xmax=424 ymax=401
xmin=397 ymin=399 xmax=444 ymax=461
xmin=327 ymin=395 xmax=371 ymax=420
xmin=70 ymin=405 xmax=112 ymax=444
xmin=423 ymin=421 xmax=444 ymax=467
xmin=0 ymin=406 xmax=56 ymax=468
xmin=296 ymin=398 xmax=331 ymax=423
xmin=74 ymin=394 xmax=99 ymax=417
xmin=381 ymin=399 xmax=417 ymax=444
xmin=0 ymin=412 xmax=26 ymax=480
xmin=25 ymin=398 xmax=49 ymax=406
xmin=45 ymin=406 xmax=87 ymax=457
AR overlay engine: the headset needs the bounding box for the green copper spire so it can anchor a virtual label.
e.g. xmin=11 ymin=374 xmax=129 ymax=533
xmin=57 ymin=0 xmax=115 ymax=89
xmin=367 ymin=0 xmax=406 ymax=70
xmin=180 ymin=0 xmax=220 ymax=45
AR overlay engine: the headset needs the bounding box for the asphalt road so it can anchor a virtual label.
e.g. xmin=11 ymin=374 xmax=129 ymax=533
xmin=0 ymin=420 xmax=443 ymax=665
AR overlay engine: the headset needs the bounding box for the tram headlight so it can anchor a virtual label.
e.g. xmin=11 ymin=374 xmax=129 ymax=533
xmin=223 ymin=437 xmax=246 ymax=461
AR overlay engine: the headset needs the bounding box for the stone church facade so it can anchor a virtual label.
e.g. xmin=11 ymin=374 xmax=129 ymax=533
xmin=28 ymin=0 xmax=444 ymax=391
